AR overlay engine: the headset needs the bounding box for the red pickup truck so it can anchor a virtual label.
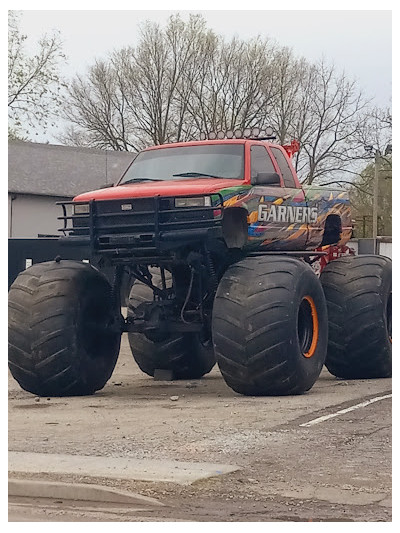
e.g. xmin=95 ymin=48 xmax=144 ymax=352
xmin=72 ymin=138 xmax=352 ymax=252
xmin=8 ymin=135 xmax=391 ymax=399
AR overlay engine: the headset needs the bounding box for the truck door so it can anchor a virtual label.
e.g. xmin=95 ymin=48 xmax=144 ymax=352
xmin=269 ymin=146 xmax=308 ymax=249
xmin=249 ymin=144 xmax=307 ymax=249
xmin=248 ymin=144 xmax=283 ymax=245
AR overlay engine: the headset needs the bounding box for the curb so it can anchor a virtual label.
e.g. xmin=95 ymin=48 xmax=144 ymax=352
xmin=9 ymin=451 xmax=240 ymax=485
xmin=9 ymin=478 xmax=164 ymax=506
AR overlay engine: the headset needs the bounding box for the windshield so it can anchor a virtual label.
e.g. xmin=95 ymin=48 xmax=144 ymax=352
xmin=119 ymin=144 xmax=244 ymax=184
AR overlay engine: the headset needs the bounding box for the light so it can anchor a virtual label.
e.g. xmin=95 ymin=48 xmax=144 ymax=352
xmin=233 ymin=129 xmax=242 ymax=138
xmin=265 ymin=126 xmax=274 ymax=137
xmin=208 ymin=132 xmax=217 ymax=140
xmin=200 ymin=132 xmax=207 ymax=140
xmin=73 ymin=203 xmax=90 ymax=214
xmin=251 ymin=127 xmax=260 ymax=137
xmin=217 ymin=131 xmax=225 ymax=139
xmin=226 ymin=130 xmax=234 ymax=139
xmin=175 ymin=196 xmax=212 ymax=208
xmin=243 ymin=128 xmax=251 ymax=138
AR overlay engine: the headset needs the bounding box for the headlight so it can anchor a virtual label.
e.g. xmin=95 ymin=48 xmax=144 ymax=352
xmin=175 ymin=196 xmax=212 ymax=208
xmin=73 ymin=203 xmax=90 ymax=214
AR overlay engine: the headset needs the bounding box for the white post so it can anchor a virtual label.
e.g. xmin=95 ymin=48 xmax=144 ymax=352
xmin=372 ymin=149 xmax=381 ymax=252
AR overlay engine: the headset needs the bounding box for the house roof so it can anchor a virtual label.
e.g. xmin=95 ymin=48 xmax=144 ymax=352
xmin=8 ymin=140 xmax=135 ymax=197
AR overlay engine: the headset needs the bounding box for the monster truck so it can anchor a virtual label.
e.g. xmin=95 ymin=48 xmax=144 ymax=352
xmin=8 ymin=131 xmax=392 ymax=397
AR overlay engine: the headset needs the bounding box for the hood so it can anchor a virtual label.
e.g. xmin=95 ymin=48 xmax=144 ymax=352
xmin=74 ymin=178 xmax=247 ymax=202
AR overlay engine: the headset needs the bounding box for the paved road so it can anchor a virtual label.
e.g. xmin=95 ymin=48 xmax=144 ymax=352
xmin=8 ymin=335 xmax=392 ymax=522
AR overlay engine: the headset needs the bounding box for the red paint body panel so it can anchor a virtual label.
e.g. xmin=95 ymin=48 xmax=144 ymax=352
xmin=74 ymin=140 xmax=298 ymax=202
xmin=74 ymin=178 xmax=246 ymax=202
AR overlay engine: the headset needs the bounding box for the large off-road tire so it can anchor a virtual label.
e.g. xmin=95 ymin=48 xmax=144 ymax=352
xmin=8 ymin=260 xmax=122 ymax=396
xmin=320 ymin=254 xmax=392 ymax=379
xmin=127 ymin=271 xmax=215 ymax=379
xmin=212 ymin=255 xmax=328 ymax=396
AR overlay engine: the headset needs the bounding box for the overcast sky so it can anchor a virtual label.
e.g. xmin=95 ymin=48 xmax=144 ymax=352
xmin=13 ymin=6 xmax=392 ymax=142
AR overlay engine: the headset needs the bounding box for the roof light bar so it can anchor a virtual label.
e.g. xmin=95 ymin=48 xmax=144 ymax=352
xmin=199 ymin=126 xmax=276 ymax=141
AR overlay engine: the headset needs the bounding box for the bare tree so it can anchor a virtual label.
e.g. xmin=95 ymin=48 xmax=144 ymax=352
xmin=62 ymin=59 xmax=138 ymax=151
xmin=62 ymin=14 xmax=216 ymax=149
xmin=59 ymin=14 xmax=387 ymax=189
xmin=294 ymin=60 xmax=371 ymax=185
xmin=8 ymin=11 xmax=66 ymax=138
xmin=355 ymin=105 xmax=392 ymax=159
xmin=184 ymin=36 xmax=279 ymax=135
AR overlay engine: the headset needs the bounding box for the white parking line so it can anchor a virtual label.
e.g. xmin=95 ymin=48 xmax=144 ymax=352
xmin=300 ymin=394 xmax=392 ymax=427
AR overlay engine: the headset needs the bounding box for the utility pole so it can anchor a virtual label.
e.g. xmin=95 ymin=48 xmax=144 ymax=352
xmin=372 ymin=149 xmax=381 ymax=243
xmin=365 ymin=143 xmax=391 ymax=253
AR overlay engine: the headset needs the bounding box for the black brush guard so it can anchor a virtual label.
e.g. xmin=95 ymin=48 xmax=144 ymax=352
xmin=57 ymin=193 xmax=224 ymax=261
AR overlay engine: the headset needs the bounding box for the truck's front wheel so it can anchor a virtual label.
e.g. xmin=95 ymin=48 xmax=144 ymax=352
xmin=212 ymin=256 xmax=328 ymax=395
xmin=127 ymin=273 xmax=215 ymax=379
xmin=8 ymin=260 xmax=121 ymax=396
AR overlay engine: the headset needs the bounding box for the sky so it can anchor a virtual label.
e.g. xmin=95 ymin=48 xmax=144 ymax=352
xmin=9 ymin=4 xmax=393 ymax=143
xmin=18 ymin=9 xmax=392 ymax=104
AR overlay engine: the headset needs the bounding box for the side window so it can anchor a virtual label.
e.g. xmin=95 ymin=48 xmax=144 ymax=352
xmin=270 ymin=147 xmax=296 ymax=188
xmin=250 ymin=145 xmax=276 ymax=180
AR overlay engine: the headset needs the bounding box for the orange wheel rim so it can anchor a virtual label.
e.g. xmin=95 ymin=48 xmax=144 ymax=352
xmin=298 ymin=296 xmax=319 ymax=358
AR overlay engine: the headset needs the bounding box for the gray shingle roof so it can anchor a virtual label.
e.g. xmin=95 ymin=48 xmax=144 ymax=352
xmin=8 ymin=140 xmax=135 ymax=197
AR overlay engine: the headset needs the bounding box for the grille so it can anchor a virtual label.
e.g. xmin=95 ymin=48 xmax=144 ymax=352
xmin=58 ymin=194 xmax=223 ymax=254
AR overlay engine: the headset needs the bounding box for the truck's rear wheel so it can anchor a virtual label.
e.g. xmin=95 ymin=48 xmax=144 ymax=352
xmin=320 ymin=254 xmax=392 ymax=379
xmin=212 ymin=256 xmax=328 ymax=396
xmin=8 ymin=260 xmax=121 ymax=396
xmin=127 ymin=271 xmax=215 ymax=379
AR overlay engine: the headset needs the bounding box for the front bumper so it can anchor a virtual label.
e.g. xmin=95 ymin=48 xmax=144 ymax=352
xmin=57 ymin=194 xmax=224 ymax=258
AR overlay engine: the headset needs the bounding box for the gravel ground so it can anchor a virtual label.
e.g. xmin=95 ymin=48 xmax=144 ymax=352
xmin=9 ymin=335 xmax=392 ymax=522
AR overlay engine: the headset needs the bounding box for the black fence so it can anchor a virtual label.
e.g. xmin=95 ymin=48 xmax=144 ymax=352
xmin=8 ymin=238 xmax=92 ymax=289
xmin=8 ymin=238 xmax=135 ymax=303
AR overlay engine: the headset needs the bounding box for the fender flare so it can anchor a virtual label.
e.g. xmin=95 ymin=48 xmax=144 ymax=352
xmin=222 ymin=207 xmax=249 ymax=249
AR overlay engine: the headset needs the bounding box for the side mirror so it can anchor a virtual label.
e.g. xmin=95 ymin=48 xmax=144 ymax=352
xmin=100 ymin=182 xmax=114 ymax=189
xmin=252 ymin=172 xmax=281 ymax=186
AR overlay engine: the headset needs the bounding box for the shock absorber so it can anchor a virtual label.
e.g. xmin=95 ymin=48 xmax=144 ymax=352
xmin=111 ymin=264 xmax=124 ymax=310
xmin=204 ymin=246 xmax=218 ymax=293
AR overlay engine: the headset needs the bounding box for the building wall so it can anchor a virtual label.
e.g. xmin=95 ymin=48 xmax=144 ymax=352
xmin=8 ymin=193 xmax=71 ymax=238
xmin=347 ymin=239 xmax=391 ymax=259
xmin=379 ymin=241 xmax=392 ymax=259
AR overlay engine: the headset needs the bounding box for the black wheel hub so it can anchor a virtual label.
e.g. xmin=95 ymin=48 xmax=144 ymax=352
xmin=298 ymin=298 xmax=315 ymax=356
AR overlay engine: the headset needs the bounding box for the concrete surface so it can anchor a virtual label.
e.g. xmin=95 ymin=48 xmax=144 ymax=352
xmin=9 ymin=478 xmax=164 ymax=505
xmin=9 ymin=451 xmax=239 ymax=485
xmin=8 ymin=335 xmax=392 ymax=522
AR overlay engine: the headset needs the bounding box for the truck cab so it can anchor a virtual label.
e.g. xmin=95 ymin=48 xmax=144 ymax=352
xmin=68 ymin=138 xmax=351 ymax=257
